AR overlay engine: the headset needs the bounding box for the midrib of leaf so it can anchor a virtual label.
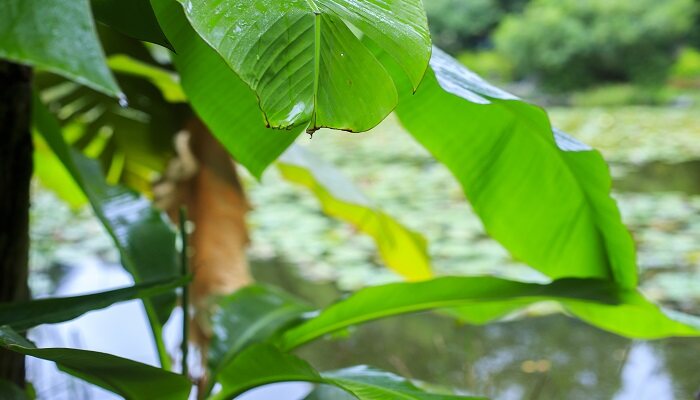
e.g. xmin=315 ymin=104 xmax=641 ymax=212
xmin=305 ymin=0 xmax=322 ymax=132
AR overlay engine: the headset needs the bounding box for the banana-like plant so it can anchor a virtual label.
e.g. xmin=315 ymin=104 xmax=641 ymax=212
xmin=1 ymin=0 xmax=700 ymax=399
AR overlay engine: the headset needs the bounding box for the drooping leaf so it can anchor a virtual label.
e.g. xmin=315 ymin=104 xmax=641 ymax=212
xmin=0 ymin=276 xmax=189 ymax=332
xmin=0 ymin=326 xmax=191 ymax=400
xmin=394 ymin=48 xmax=637 ymax=288
xmin=151 ymin=0 xmax=301 ymax=178
xmin=176 ymin=0 xmax=430 ymax=132
xmin=0 ymin=0 xmax=121 ymax=97
xmin=280 ymin=277 xmax=624 ymax=350
xmin=211 ymin=344 xmax=480 ymax=400
xmin=32 ymin=95 xmax=179 ymax=368
xmin=278 ymin=145 xmax=432 ymax=280
xmin=208 ymin=286 xmax=312 ymax=381
xmin=91 ymin=0 xmax=172 ymax=49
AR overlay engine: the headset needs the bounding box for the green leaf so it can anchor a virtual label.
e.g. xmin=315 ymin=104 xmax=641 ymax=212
xmin=107 ymin=55 xmax=186 ymax=103
xmin=394 ymin=48 xmax=637 ymax=288
xmin=0 ymin=0 xmax=121 ymax=97
xmin=280 ymin=277 xmax=624 ymax=350
xmin=208 ymin=286 xmax=312 ymax=383
xmin=211 ymin=344 xmax=479 ymax=400
xmin=446 ymin=291 xmax=700 ymax=339
xmin=0 ymin=276 xmax=189 ymax=332
xmin=151 ymin=0 xmax=301 ymax=178
xmin=33 ymin=133 xmax=87 ymax=208
xmin=91 ymin=0 xmax=173 ymax=49
xmin=32 ymin=95 xmax=179 ymax=368
xmin=278 ymin=145 xmax=432 ymax=280
xmin=175 ymin=0 xmax=430 ymax=132
xmin=323 ymin=366 xmax=485 ymax=400
xmin=0 ymin=379 xmax=28 ymax=400
xmin=0 ymin=326 xmax=191 ymax=400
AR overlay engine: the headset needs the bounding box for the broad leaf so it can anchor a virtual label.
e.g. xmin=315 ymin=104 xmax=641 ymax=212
xmin=278 ymin=145 xmax=432 ymax=280
xmin=0 ymin=0 xmax=121 ymax=97
xmin=0 ymin=276 xmax=189 ymax=332
xmin=0 ymin=326 xmax=191 ymax=400
xmin=176 ymin=0 xmax=430 ymax=132
xmin=151 ymin=0 xmax=301 ymax=178
xmin=280 ymin=277 xmax=624 ymax=350
xmin=91 ymin=0 xmax=172 ymax=49
xmin=212 ymin=344 xmax=479 ymax=400
xmin=32 ymin=95 xmax=179 ymax=368
xmin=208 ymin=286 xmax=312 ymax=381
xmin=394 ymin=48 xmax=637 ymax=288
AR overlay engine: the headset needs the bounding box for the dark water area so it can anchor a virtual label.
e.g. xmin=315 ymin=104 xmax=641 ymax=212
xmin=253 ymin=260 xmax=700 ymax=400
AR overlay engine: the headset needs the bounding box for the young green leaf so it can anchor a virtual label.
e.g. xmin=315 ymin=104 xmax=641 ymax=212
xmin=0 ymin=326 xmax=192 ymax=400
xmin=151 ymin=0 xmax=301 ymax=178
xmin=175 ymin=0 xmax=430 ymax=132
xmin=278 ymin=145 xmax=432 ymax=280
xmin=32 ymin=95 xmax=179 ymax=368
xmin=0 ymin=276 xmax=189 ymax=332
xmin=0 ymin=0 xmax=121 ymax=97
xmin=395 ymin=48 xmax=637 ymax=288
xmin=280 ymin=277 xmax=624 ymax=350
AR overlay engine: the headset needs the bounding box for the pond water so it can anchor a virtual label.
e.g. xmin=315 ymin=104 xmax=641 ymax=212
xmin=26 ymin=257 xmax=700 ymax=400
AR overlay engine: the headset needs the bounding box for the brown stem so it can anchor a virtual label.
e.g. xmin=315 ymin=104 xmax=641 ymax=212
xmin=0 ymin=61 xmax=33 ymax=387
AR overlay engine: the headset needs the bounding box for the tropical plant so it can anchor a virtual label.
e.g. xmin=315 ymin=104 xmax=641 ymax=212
xmin=1 ymin=0 xmax=700 ymax=399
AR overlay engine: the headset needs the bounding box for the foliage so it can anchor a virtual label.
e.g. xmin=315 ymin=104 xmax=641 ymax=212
xmin=3 ymin=0 xmax=700 ymax=398
xmin=670 ymin=47 xmax=700 ymax=82
xmin=494 ymin=0 xmax=697 ymax=90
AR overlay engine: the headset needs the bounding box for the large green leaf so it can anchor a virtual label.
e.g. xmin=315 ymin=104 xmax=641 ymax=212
xmin=0 ymin=276 xmax=189 ymax=332
xmin=151 ymin=0 xmax=301 ymax=178
xmin=0 ymin=0 xmax=121 ymax=97
xmin=0 ymin=326 xmax=191 ymax=400
xmin=176 ymin=0 xmax=430 ymax=132
xmin=211 ymin=344 xmax=480 ymax=400
xmin=32 ymin=95 xmax=179 ymax=368
xmin=91 ymin=0 xmax=172 ymax=49
xmin=207 ymin=286 xmax=312 ymax=384
xmin=394 ymin=48 xmax=636 ymax=288
xmin=279 ymin=277 xmax=624 ymax=350
xmin=278 ymin=145 xmax=432 ymax=280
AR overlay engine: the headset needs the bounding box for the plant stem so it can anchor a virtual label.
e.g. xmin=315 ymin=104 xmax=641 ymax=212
xmin=179 ymin=207 xmax=190 ymax=378
xmin=0 ymin=61 xmax=32 ymax=387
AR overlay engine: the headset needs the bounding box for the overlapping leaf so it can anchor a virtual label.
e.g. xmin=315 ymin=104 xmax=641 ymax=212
xmin=175 ymin=0 xmax=431 ymax=132
xmin=32 ymin=95 xmax=179 ymax=368
xmin=91 ymin=0 xmax=172 ymax=49
xmin=151 ymin=0 xmax=301 ymax=177
xmin=0 ymin=0 xmax=121 ymax=97
xmin=0 ymin=326 xmax=191 ymax=400
xmin=278 ymin=145 xmax=432 ymax=280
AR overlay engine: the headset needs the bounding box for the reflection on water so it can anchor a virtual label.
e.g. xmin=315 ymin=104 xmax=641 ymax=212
xmin=26 ymin=258 xmax=700 ymax=399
